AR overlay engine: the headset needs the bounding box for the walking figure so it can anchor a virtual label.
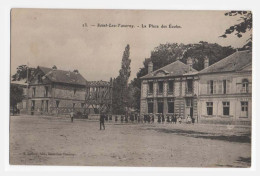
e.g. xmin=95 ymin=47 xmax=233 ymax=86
xmin=151 ymin=114 xmax=154 ymax=123
xmin=173 ymin=114 xmax=177 ymax=124
xmin=100 ymin=113 xmax=105 ymax=130
xmin=166 ymin=115 xmax=170 ymax=123
xmin=70 ymin=111 xmax=74 ymax=123
xmin=162 ymin=114 xmax=165 ymax=123
xmin=158 ymin=114 xmax=161 ymax=123
xmin=191 ymin=116 xmax=195 ymax=125
xmin=115 ymin=115 xmax=118 ymax=122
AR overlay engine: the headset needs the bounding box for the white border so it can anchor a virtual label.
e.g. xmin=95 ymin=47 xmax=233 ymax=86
xmin=1 ymin=0 xmax=259 ymax=176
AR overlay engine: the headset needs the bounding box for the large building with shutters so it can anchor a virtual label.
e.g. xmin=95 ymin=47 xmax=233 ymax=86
xmin=197 ymin=50 xmax=252 ymax=122
xmin=26 ymin=66 xmax=87 ymax=116
xmin=140 ymin=58 xmax=199 ymax=120
xmin=140 ymin=50 xmax=252 ymax=122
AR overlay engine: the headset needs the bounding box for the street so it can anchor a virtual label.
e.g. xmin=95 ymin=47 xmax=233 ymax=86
xmin=9 ymin=115 xmax=251 ymax=167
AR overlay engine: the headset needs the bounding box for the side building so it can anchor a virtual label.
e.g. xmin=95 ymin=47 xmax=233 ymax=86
xmin=27 ymin=66 xmax=87 ymax=116
xmin=197 ymin=50 xmax=252 ymax=123
xmin=140 ymin=59 xmax=199 ymax=120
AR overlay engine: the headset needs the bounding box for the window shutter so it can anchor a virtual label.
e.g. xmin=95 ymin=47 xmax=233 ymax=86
xmin=218 ymin=80 xmax=222 ymax=94
xmin=213 ymin=81 xmax=217 ymax=94
xmin=207 ymin=81 xmax=210 ymax=94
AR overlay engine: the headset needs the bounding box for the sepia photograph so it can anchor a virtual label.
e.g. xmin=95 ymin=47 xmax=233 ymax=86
xmin=9 ymin=9 xmax=252 ymax=167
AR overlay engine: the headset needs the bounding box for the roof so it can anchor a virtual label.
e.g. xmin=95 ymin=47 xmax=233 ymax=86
xmin=38 ymin=66 xmax=87 ymax=86
xmin=141 ymin=60 xmax=198 ymax=79
xmin=199 ymin=50 xmax=252 ymax=74
xmin=86 ymin=80 xmax=111 ymax=87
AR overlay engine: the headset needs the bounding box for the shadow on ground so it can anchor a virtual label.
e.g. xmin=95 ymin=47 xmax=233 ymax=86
xmin=148 ymin=128 xmax=251 ymax=143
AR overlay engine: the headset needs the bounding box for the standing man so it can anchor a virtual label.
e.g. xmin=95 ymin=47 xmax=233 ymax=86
xmin=100 ymin=113 xmax=105 ymax=130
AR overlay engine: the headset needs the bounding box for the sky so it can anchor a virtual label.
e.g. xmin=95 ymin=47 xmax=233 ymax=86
xmin=11 ymin=9 xmax=251 ymax=81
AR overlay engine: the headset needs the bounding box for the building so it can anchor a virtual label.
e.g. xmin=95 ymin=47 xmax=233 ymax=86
xmin=198 ymin=50 xmax=252 ymax=123
xmin=85 ymin=80 xmax=113 ymax=114
xmin=140 ymin=50 xmax=252 ymax=123
xmin=140 ymin=58 xmax=199 ymax=120
xmin=27 ymin=66 xmax=87 ymax=116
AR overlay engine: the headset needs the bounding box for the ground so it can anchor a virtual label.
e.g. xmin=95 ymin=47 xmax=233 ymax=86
xmin=9 ymin=115 xmax=251 ymax=167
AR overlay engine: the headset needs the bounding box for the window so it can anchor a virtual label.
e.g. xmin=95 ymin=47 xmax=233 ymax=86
xmin=148 ymin=82 xmax=153 ymax=94
xmin=210 ymin=80 xmax=214 ymax=94
xmin=168 ymin=98 xmax=174 ymax=113
xmin=223 ymin=102 xmax=230 ymax=116
xmin=157 ymin=99 xmax=164 ymax=113
xmin=223 ymin=80 xmax=227 ymax=94
xmin=32 ymin=87 xmax=36 ymax=97
xmin=206 ymin=102 xmax=213 ymax=115
xmin=81 ymin=103 xmax=85 ymax=108
xmin=168 ymin=81 xmax=174 ymax=93
xmin=56 ymin=100 xmax=60 ymax=108
xmin=187 ymin=80 xmax=193 ymax=93
xmin=38 ymin=75 xmax=42 ymax=83
xmin=44 ymin=86 xmax=48 ymax=97
xmin=186 ymin=98 xmax=193 ymax=107
xmin=158 ymin=81 xmax=163 ymax=94
xmin=242 ymin=79 xmax=249 ymax=93
xmin=147 ymin=99 xmax=153 ymax=113
xmin=241 ymin=101 xmax=248 ymax=112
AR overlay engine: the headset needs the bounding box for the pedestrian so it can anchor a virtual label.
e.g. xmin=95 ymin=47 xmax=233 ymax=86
xmin=109 ymin=114 xmax=112 ymax=121
xmin=148 ymin=114 xmax=151 ymax=123
xmin=171 ymin=114 xmax=174 ymax=123
xmin=100 ymin=113 xmax=105 ymax=130
xmin=158 ymin=114 xmax=161 ymax=123
xmin=173 ymin=114 xmax=177 ymax=124
xmin=166 ymin=115 xmax=170 ymax=123
xmin=144 ymin=114 xmax=147 ymax=123
xmin=191 ymin=116 xmax=195 ymax=125
xmin=178 ymin=115 xmax=182 ymax=124
xmin=115 ymin=115 xmax=118 ymax=122
xmin=135 ymin=114 xmax=137 ymax=121
xmin=151 ymin=114 xmax=154 ymax=123
xmin=70 ymin=111 xmax=74 ymax=123
xmin=105 ymin=114 xmax=108 ymax=122
xmin=162 ymin=114 xmax=165 ymax=123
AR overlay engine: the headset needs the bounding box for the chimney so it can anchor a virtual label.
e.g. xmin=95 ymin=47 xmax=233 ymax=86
xmin=148 ymin=61 xmax=153 ymax=74
xmin=187 ymin=57 xmax=193 ymax=71
xmin=204 ymin=56 xmax=209 ymax=68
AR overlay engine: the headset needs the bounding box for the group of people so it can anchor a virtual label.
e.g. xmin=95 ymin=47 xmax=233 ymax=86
xmin=99 ymin=113 xmax=196 ymax=130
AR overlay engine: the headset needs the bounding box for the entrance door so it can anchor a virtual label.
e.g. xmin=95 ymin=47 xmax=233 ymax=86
xmin=241 ymin=101 xmax=248 ymax=117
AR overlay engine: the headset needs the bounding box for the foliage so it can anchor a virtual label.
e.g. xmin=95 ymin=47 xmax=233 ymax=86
xmin=10 ymin=84 xmax=24 ymax=115
xmin=220 ymin=11 xmax=252 ymax=40
xmin=112 ymin=44 xmax=131 ymax=115
xmin=12 ymin=65 xmax=35 ymax=81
